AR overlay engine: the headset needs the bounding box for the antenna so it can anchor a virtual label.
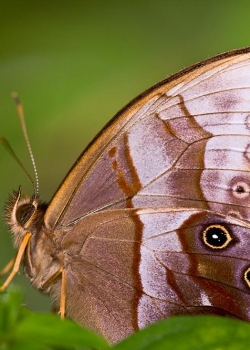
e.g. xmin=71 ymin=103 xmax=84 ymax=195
xmin=10 ymin=92 xmax=39 ymax=197
xmin=0 ymin=136 xmax=37 ymax=194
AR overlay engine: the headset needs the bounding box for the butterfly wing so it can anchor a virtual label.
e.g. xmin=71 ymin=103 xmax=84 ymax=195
xmin=59 ymin=208 xmax=250 ymax=343
xmin=37 ymin=47 xmax=250 ymax=343
xmin=44 ymin=47 xmax=250 ymax=228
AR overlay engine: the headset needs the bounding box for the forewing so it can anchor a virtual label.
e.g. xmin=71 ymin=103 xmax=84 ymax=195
xmin=44 ymin=48 xmax=250 ymax=228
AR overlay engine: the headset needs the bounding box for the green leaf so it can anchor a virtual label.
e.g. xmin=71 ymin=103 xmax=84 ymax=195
xmin=3 ymin=289 xmax=250 ymax=350
xmin=0 ymin=287 xmax=24 ymax=336
xmin=0 ymin=289 xmax=109 ymax=350
xmin=16 ymin=313 xmax=109 ymax=350
xmin=114 ymin=315 xmax=250 ymax=350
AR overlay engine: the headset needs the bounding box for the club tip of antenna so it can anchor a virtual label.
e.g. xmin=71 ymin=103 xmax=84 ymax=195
xmin=11 ymin=92 xmax=21 ymax=105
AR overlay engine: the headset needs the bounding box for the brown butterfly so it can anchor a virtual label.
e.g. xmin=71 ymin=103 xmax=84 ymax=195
xmin=2 ymin=47 xmax=250 ymax=344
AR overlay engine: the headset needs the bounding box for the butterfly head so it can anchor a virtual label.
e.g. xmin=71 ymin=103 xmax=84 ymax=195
xmin=4 ymin=187 xmax=47 ymax=248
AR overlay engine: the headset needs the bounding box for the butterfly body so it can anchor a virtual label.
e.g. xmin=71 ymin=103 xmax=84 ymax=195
xmin=4 ymin=47 xmax=250 ymax=343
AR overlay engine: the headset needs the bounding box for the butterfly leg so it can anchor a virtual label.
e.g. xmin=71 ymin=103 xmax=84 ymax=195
xmin=60 ymin=268 xmax=66 ymax=319
xmin=0 ymin=232 xmax=32 ymax=291
xmin=41 ymin=266 xmax=66 ymax=319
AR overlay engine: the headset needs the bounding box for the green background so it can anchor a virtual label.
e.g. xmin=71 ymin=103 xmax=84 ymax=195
xmin=0 ymin=0 xmax=249 ymax=312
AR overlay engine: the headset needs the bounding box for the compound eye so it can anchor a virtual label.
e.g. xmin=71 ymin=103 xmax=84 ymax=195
xmin=16 ymin=203 xmax=35 ymax=226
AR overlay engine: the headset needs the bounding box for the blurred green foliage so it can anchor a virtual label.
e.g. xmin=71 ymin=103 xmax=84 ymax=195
xmin=0 ymin=288 xmax=109 ymax=349
xmin=0 ymin=0 xmax=250 ymax=317
xmin=1 ymin=289 xmax=250 ymax=349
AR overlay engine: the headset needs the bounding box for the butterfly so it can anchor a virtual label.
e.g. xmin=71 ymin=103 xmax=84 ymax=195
xmin=1 ymin=47 xmax=250 ymax=344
